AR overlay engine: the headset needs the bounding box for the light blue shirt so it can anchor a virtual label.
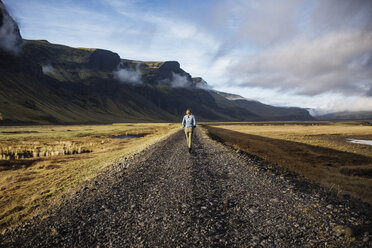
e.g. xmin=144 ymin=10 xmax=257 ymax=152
xmin=182 ymin=114 xmax=196 ymax=128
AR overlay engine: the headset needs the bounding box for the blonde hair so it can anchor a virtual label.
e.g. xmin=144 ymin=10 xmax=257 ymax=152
xmin=186 ymin=109 xmax=192 ymax=115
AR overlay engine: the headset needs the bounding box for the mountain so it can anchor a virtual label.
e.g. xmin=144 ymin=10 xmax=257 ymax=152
xmin=0 ymin=1 xmax=23 ymax=54
xmin=317 ymin=111 xmax=372 ymax=121
xmin=0 ymin=2 xmax=313 ymax=124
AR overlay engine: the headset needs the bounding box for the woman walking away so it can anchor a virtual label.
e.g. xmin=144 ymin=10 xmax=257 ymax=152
xmin=182 ymin=108 xmax=196 ymax=153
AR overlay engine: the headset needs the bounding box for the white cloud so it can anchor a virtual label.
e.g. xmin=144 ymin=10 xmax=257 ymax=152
xmin=167 ymin=73 xmax=191 ymax=88
xmin=207 ymin=0 xmax=372 ymax=112
xmin=325 ymin=96 xmax=372 ymax=113
xmin=41 ymin=64 xmax=54 ymax=75
xmin=215 ymin=85 xmax=372 ymax=114
xmin=230 ymin=30 xmax=372 ymax=96
xmin=113 ymin=64 xmax=142 ymax=85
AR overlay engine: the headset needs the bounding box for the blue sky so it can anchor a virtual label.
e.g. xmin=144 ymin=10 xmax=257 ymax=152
xmin=4 ymin=0 xmax=372 ymax=114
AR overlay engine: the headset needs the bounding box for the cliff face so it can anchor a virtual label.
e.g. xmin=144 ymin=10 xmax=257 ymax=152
xmin=0 ymin=38 xmax=313 ymax=124
xmin=0 ymin=0 xmax=23 ymax=54
xmin=87 ymin=49 xmax=121 ymax=72
xmin=158 ymin=61 xmax=192 ymax=81
xmin=0 ymin=3 xmax=313 ymax=124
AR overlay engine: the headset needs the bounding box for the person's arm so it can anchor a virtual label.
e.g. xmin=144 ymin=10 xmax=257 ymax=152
xmin=193 ymin=116 xmax=196 ymax=127
xmin=182 ymin=116 xmax=185 ymax=128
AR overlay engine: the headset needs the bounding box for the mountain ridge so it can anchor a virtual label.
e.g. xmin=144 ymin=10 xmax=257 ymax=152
xmin=316 ymin=111 xmax=372 ymax=121
xmin=0 ymin=2 xmax=313 ymax=124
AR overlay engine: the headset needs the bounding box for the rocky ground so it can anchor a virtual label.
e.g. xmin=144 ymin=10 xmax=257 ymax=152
xmin=1 ymin=128 xmax=371 ymax=247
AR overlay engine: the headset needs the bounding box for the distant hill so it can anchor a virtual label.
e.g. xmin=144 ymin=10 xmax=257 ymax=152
xmin=317 ymin=111 xmax=372 ymax=121
xmin=0 ymin=1 xmax=313 ymax=124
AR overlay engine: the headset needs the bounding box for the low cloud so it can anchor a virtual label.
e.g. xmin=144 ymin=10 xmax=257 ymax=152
xmin=0 ymin=2 xmax=23 ymax=54
xmin=326 ymin=96 xmax=372 ymax=113
xmin=113 ymin=64 xmax=142 ymax=85
xmin=161 ymin=73 xmax=212 ymax=89
xmin=194 ymin=78 xmax=212 ymax=90
xmin=169 ymin=73 xmax=192 ymax=88
xmin=41 ymin=64 xmax=55 ymax=75
xmin=309 ymin=96 xmax=372 ymax=116
xmin=195 ymin=83 xmax=211 ymax=90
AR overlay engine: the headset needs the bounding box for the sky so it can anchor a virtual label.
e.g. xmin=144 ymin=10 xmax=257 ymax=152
xmin=3 ymin=0 xmax=372 ymax=114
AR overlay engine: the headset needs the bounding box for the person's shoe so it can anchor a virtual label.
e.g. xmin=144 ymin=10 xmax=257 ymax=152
xmin=188 ymin=148 xmax=191 ymax=153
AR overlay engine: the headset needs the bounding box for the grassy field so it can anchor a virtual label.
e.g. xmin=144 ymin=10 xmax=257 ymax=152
xmin=202 ymin=122 xmax=372 ymax=204
xmin=0 ymin=123 xmax=178 ymax=232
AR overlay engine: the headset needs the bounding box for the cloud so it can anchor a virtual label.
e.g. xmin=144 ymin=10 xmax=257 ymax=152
xmin=311 ymin=96 xmax=372 ymax=115
xmin=113 ymin=64 xmax=142 ymax=85
xmin=330 ymin=97 xmax=372 ymax=112
xmin=230 ymin=30 xmax=372 ymax=96
xmin=0 ymin=1 xmax=23 ymax=54
xmin=192 ymin=77 xmax=212 ymax=90
xmin=195 ymin=82 xmax=211 ymax=90
xmin=168 ymin=73 xmax=192 ymax=88
xmin=210 ymin=0 xmax=305 ymax=58
xmin=309 ymin=0 xmax=372 ymax=34
xmin=159 ymin=73 xmax=212 ymax=89
xmin=216 ymin=0 xmax=372 ymax=102
xmin=41 ymin=64 xmax=55 ymax=75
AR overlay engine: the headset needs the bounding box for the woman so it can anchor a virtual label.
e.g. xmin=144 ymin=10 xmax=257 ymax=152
xmin=182 ymin=108 xmax=196 ymax=153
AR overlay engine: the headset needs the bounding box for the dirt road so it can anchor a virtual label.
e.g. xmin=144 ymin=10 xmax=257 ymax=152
xmin=1 ymin=128 xmax=371 ymax=247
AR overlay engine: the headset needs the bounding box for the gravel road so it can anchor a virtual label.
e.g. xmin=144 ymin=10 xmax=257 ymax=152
xmin=1 ymin=128 xmax=371 ymax=247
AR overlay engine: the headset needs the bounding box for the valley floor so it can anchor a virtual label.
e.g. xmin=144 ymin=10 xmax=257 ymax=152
xmin=1 ymin=129 xmax=371 ymax=247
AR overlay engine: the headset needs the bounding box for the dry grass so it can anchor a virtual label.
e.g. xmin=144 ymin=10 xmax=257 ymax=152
xmin=0 ymin=123 xmax=178 ymax=232
xmin=203 ymin=123 xmax=372 ymax=204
